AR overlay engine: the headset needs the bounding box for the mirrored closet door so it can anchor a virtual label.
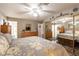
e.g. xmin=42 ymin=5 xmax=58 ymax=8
xmin=52 ymin=15 xmax=76 ymax=55
xmin=74 ymin=15 xmax=79 ymax=56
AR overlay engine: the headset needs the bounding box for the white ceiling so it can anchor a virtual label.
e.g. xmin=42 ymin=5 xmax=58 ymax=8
xmin=0 ymin=3 xmax=79 ymax=21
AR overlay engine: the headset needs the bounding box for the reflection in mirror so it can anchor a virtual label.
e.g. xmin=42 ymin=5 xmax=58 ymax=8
xmin=52 ymin=16 xmax=76 ymax=55
xmin=74 ymin=15 xmax=79 ymax=56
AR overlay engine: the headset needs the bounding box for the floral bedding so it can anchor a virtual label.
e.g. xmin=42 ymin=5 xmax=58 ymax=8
xmin=0 ymin=35 xmax=9 ymax=55
xmin=6 ymin=36 xmax=69 ymax=56
xmin=0 ymin=34 xmax=69 ymax=56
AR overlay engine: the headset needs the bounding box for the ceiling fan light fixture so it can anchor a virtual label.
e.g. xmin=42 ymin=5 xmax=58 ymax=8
xmin=31 ymin=8 xmax=41 ymax=17
xmin=24 ymin=4 xmax=43 ymax=17
xmin=33 ymin=12 xmax=38 ymax=17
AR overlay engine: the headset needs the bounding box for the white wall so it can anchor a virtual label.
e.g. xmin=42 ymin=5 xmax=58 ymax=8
xmin=7 ymin=18 xmax=39 ymax=38
xmin=0 ymin=12 xmax=6 ymax=20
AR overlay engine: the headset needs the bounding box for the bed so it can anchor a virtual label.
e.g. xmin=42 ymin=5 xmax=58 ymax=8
xmin=0 ymin=33 xmax=68 ymax=56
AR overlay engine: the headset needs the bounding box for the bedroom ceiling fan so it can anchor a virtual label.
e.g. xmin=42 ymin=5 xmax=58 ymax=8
xmin=18 ymin=3 xmax=55 ymax=17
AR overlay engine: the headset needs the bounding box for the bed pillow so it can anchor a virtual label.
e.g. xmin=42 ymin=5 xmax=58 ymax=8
xmin=0 ymin=35 xmax=9 ymax=55
xmin=3 ymin=33 xmax=12 ymax=44
xmin=0 ymin=33 xmax=12 ymax=45
xmin=6 ymin=46 xmax=22 ymax=56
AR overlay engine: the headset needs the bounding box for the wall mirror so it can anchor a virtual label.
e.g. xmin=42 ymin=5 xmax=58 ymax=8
xmin=51 ymin=15 xmax=79 ymax=55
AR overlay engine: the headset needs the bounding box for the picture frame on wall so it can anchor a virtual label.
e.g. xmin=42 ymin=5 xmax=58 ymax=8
xmin=26 ymin=24 xmax=31 ymax=31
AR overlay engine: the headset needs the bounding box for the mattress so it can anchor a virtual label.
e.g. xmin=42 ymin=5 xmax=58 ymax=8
xmin=6 ymin=36 xmax=69 ymax=56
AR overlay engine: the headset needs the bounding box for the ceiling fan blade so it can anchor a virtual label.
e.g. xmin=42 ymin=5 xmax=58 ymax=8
xmin=38 ymin=3 xmax=49 ymax=6
xmin=42 ymin=10 xmax=56 ymax=13
xmin=21 ymin=3 xmax=31 ymax=7
xmin=17 ymin=11 xmax=30 ymax=14
xmin=20 ymin=3 xmax=31 ymax=10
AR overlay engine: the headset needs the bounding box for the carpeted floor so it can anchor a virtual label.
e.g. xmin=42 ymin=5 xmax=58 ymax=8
xmin=64 ymin=46 xmax=79 ymax=56
xmin=48 ymin=39 xmax=79 ymax=56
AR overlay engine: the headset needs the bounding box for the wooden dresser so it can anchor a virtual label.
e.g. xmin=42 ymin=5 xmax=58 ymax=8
xmin=45 ymin=32 xmax=52 ymax=39
xmin=0 ymin=23 xmax=11 ymax=33
xmin=21 ymin=31 xmax=38 ymax=37
xmin=58 ymin=37 xmax=76 ymax=47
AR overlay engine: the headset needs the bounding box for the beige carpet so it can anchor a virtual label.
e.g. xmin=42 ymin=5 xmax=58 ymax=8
xmin=64 ymin=46 xmax=79 ymax=56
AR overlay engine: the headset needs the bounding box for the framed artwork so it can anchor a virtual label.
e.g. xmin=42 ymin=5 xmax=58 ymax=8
xmin=26 ymin=24 xmax=31 ymax=31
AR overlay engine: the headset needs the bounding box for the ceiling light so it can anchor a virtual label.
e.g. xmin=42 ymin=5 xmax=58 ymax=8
xmin=31 ymin=5 xmax=38 ymax=9
xmin=33 ymin=12 xmax=38 ymax=17
xmin=28 ymin=4 xmax=42 ymax=17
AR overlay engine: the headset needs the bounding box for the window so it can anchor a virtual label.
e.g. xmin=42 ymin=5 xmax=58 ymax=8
xmin=0 ymin=19 xmax=3 ymax=25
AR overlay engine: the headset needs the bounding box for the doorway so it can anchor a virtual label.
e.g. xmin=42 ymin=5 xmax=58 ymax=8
xmin=8 ymin=21 xmax=18 ymax=39
xmin=52 ymin=22 xmax=61 ymax=39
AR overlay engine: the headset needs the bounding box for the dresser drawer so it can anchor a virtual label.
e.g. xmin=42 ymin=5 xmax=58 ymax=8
xmin=21 ymin=32 xmax=38 ymax=37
